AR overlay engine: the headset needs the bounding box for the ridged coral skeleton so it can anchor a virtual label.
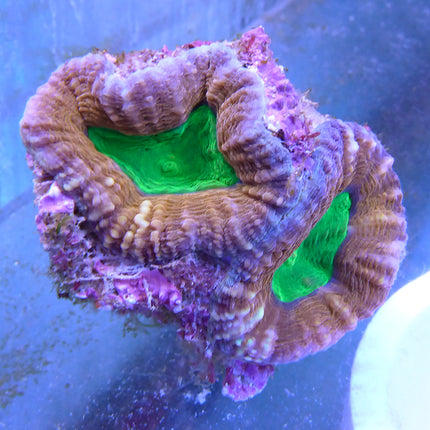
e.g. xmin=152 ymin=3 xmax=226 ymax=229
xmin=20 ymin=27 xmax=407 ymax=401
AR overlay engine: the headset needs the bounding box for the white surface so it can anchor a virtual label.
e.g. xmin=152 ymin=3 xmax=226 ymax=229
xmin=351 ymin=272 xmax=430 ymax=430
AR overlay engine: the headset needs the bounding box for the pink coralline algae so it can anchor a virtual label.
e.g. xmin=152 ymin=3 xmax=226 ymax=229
xmin=20 ymin=27 xmax=407 ymax=401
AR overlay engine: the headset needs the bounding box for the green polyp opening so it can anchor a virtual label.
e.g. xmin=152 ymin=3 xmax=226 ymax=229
xmin=88 ymin=105 xmax=239 ymax=194
xmin=272 ymin=192 xmax=352 ymax=303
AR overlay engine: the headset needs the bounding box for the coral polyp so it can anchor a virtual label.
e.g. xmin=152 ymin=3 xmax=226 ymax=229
xmin=20 ymin=27 xmax=407 ymax=401
xmin=88 ymin=105 xmax=238 ymax=194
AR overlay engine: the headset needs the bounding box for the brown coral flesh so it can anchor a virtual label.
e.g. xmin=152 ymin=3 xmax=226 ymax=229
xmin=20 ymin=39 xmax=406 ymax=366
xmin=227 ymin=123 xmax=407 ymax=363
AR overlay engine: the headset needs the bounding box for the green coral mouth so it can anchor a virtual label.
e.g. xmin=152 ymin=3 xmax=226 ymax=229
xmin=88 ymin=105 xmax=239 ymax=194
xmin=89 ymin=106 xmax=351 ymax=303
xmin=272 ymin=192 xmax=352 ymax=303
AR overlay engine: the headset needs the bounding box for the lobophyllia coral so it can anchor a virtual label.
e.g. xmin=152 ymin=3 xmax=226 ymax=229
xmin=20 ymin=27 xmax=407 ymax=401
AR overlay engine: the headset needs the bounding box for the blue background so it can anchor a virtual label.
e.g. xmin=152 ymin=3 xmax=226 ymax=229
xmin=1 ymin=0 xmax=429 ymax=428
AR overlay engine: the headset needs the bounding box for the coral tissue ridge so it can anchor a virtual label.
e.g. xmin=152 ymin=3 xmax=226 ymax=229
xmin=20 ymin=27 xmax=406 ymax=401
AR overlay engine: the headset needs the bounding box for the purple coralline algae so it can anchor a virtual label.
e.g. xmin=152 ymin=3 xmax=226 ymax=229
xmin=20 ymin=27 xmax=407 ymax=401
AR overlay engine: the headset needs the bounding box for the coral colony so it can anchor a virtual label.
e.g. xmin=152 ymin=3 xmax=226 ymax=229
xmin=20 ymin=27 xmax=406 ymax=401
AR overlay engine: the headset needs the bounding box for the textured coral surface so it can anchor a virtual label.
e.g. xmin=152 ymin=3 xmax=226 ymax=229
xmin=88 ymin=105 xmax=239 ymax=194
xmin=20 ymin=27 xmax=407 ymax=401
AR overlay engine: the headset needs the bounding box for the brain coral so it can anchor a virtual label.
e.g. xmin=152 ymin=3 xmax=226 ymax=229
xmin=20 ymin=27 xmax=407 ymax=401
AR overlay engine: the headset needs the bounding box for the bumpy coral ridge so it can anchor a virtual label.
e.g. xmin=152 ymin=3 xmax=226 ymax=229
xmin=20 ymin=27 xmax=407 ymax=401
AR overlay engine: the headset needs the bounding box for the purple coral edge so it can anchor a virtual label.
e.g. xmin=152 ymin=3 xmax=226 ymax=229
xmin=33 ymin=159 xmax=183 ymax=316
xmin=29 ymin=28 xmax=313 ymax=402
xmin=234 ymin=27 xmax=321 ymax=164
